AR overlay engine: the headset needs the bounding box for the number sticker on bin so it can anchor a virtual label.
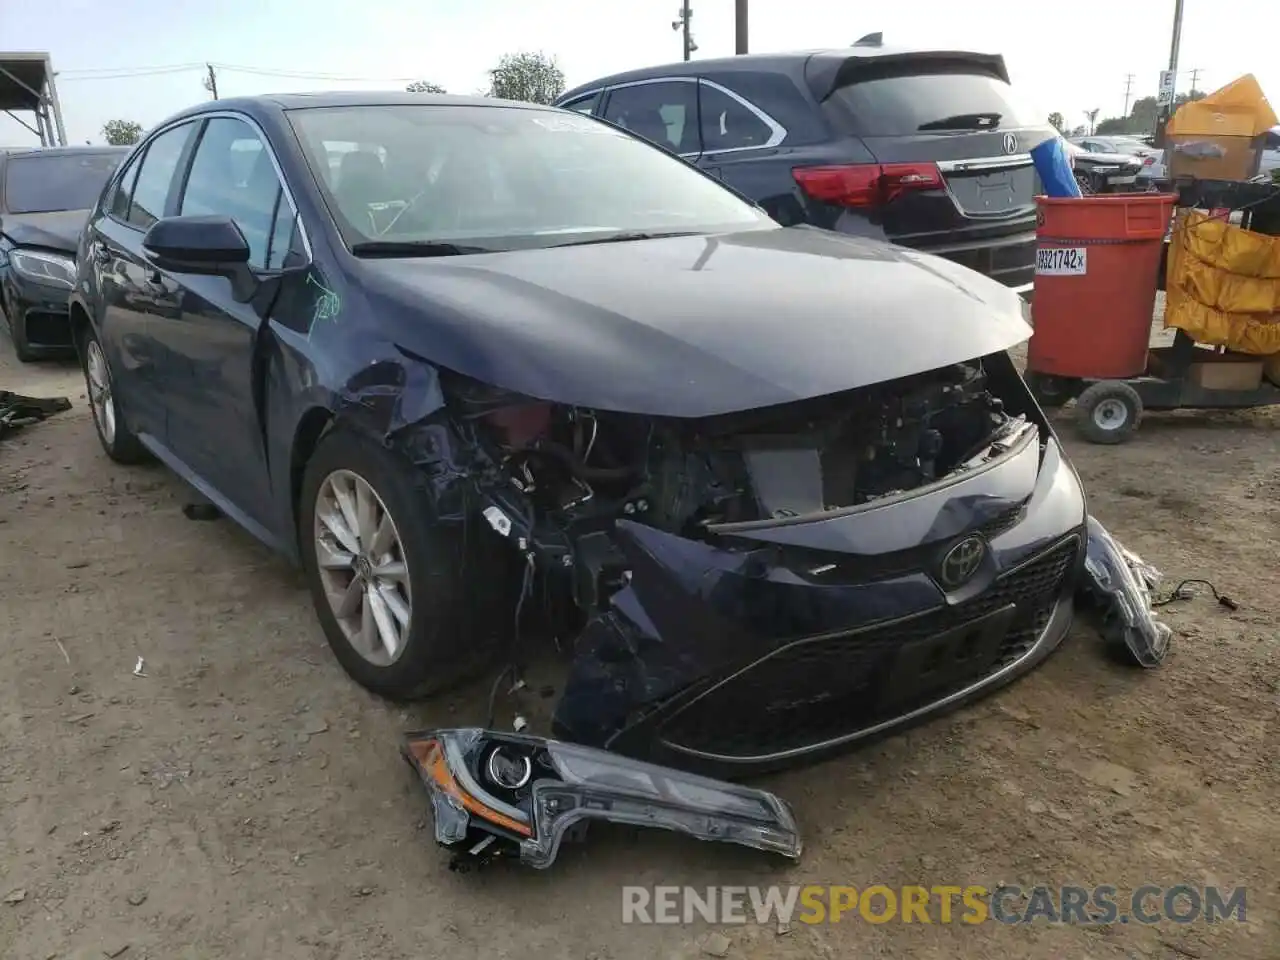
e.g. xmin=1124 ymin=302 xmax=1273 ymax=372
xmin=1036 ymin=247 xmax=1087 ymax=276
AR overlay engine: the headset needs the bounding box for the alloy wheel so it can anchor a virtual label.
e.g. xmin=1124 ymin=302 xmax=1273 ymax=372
xmin=86 ymin=340 xmax=116 ymax=446
xmin=313 ymin=469 xmax=413 ymax=666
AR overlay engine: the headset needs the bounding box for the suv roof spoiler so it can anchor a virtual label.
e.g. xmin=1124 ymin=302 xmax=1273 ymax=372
xmin=805 ymin=48 xmax=1010 ymax=103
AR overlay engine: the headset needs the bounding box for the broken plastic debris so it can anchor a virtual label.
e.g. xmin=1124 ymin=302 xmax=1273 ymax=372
xmin=132 ymin=657 xmax=147 ymax=678
xmin=1080 ymin=516 xmax=1173 ymax=667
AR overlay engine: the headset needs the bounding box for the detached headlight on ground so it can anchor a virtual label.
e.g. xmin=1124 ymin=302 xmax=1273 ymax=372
xmin=9 ymin=249 xmax=76 ymax=289
xmin=403 ymin=728 xmax=802 ymax=870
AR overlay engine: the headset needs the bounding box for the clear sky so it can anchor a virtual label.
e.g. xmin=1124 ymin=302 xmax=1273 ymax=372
xmin=2 ymin=0 xmax=1275 ymax=145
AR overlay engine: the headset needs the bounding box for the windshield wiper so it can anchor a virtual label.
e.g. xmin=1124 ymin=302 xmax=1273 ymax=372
xmin=917 ymin=112 xmax=1003 ymax=132
xmin=350 ymin=240 xmax=494 ymax=258
xmin=549 ymin=230 xmax=701 ymax=248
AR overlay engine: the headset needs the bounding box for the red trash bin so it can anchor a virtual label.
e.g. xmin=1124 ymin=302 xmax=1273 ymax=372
xmin=1027 ymin=193 xmax=1176 ymax=380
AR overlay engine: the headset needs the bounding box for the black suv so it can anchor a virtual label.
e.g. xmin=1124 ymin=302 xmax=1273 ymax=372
xmin=558 ymin=43 xmax=1055 ymax=295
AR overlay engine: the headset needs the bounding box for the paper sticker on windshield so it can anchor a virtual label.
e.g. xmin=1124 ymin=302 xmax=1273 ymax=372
xmin=531 ymin=114 xmax=608 ymax=134
xmin=1036 ymin=246 xmax=1087 ymax=276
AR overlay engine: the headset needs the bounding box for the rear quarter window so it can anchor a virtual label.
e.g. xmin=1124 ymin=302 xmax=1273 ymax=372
xmin=824 ymin=63 xmax=1037 ymax=136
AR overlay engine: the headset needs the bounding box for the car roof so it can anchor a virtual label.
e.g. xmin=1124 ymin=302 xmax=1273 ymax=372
xmin=558 ymin=43 xmax=1005 ymax=100
xmin=151 ymin=91 xmax=554 ymax=129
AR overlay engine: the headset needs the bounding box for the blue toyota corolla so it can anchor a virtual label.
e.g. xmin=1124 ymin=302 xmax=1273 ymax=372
xmin=71 ymin=93 xmax=1087 ymax=778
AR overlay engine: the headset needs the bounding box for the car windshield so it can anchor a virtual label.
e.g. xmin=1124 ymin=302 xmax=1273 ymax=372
xmin=288 ymin=103 xmax=773 ymax=253
xmin=4 ymin=153 xmax=123 ymax=215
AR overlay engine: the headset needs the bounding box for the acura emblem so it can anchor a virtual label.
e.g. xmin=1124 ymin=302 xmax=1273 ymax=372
xmin=939 ymin=536 xmax=986 ymax=588
xmin=1002 ymin=132 xmax=1018 ymax=155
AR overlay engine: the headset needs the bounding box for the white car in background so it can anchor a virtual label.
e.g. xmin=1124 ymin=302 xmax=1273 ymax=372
xmin=1074 ymin=135 xmax=1165 ymax=183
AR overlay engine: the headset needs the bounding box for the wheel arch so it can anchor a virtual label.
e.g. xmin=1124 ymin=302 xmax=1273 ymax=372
xmin=68 ymin=299 xmax=93 ymax=355
xmin=290 ymin=405 xmax=335 ymax=542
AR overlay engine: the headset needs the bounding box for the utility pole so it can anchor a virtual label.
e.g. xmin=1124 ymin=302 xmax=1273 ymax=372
xmin=1188 ymin=67 xmax=1202 ymax=96
xmin=1123 ymin=73 xmax=1135 ymax=118
xmin=1154 ymin=0 xmax=1184 ymax=146
xmin=735 ymin=0 xmax=749 ymax=54
xmin=671 ymin=2 xmax=695 ymax=61
xmin=204 ymin=63 xmax=219 ymax=100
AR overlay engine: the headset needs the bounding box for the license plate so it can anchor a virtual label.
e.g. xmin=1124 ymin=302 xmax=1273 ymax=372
xmin=1036 ymin=246 xmax=1087 ymax=276
xmin=882 ymin=605 xmax=1016 ymax=706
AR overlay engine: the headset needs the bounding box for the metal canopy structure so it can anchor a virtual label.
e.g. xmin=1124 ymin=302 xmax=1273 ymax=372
xmin=0 ymin=52 xmax=67 ymax=146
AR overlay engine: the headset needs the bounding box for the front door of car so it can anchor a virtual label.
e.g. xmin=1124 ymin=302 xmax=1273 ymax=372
xmin=88 ymin=122 xmax=196 ymax=441
xmin=147 ymin=115 xmax=300 ymax=533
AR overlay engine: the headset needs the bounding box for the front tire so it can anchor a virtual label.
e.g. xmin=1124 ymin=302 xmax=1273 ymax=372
xmin=299 ymin=427 xmax=494 ymax=700
xmin=79 ymin=326 xmax=148 ymax=463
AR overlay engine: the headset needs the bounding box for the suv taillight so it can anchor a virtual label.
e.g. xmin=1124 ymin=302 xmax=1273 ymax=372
xmin=1143 ymin=155 xmax=1155 ymax=166
xmin=792 ymin=162 xmax=944 ymax=208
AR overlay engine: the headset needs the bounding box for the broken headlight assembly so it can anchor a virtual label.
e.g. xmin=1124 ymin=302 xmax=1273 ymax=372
xmin=404 ymin=728 xmax=802 ymax=870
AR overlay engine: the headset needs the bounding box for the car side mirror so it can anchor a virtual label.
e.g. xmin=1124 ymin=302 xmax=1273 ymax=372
xmin=142 ymin=215 xmax=257 ymax=302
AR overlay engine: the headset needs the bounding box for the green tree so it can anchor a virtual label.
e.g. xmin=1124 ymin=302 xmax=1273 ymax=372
xmin=101 ymin=119 xmax=143 ymax=146
xmin=487 ymin=51 xmax=565 ymax=104
xmin=1047 ymin=112 xmax=1065 ymax=133
xmin=406 ymin=80 xmax=446 ymax=94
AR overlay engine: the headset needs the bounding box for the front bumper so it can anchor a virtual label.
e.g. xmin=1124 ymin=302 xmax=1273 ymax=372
xmin=552 ymin=426 xmax=1087 ymax=778
xmin=2 ymin=270 xmax=75 ymax=351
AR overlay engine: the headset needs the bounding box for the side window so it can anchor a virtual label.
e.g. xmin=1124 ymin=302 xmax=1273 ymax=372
xmin=602 ymin=81 xmax=699 ymax=153
xmin=561 ymin=93 xmax=599 ymax=115
xmin=108 ymin=154 xmax=142 ymax=220
xmin=127 ymin=124 xmax=194 ymax=230
xmin=698 ymin=83 xmax=774 ymax=152
xmin=180 ymin=117 xmax=289 ymax=269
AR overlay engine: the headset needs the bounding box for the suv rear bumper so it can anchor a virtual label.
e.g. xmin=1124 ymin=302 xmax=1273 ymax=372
xmin=905 ymin=227 xmax=1037 ymax=297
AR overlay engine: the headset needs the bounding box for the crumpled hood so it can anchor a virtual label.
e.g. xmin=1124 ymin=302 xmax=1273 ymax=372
xmin=0 ymin=209 xmax=87 ymax=253
xmin=360 ymin=225 xmax=1031 ymax=417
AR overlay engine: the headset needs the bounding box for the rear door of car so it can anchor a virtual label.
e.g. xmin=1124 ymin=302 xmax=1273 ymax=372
xmin=598 ymin=78 xmax=703 ymax=160
xmin=86 ymin=121 xmax=199 ymax=440
xmin=800 ymin=52 xmax=1056 ymax=288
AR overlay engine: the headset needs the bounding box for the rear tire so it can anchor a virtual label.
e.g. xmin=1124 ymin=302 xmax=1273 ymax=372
xmin=1076 ymin=380 xmax=1142 ymax=444
xmin=79 ymin=325 xmax=149 ymax=463
xmin=298 ymin=426 xmax=500 ymax=700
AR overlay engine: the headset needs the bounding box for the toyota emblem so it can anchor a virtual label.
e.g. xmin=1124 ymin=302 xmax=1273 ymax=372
xmin=1002 ymin=132 xmax=1018 ymax=155
xmin=939 ymin=536 xmax=986 ymax=588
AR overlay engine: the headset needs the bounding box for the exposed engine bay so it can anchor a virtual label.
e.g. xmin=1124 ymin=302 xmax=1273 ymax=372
xmin=449 ymin=357 xmax=1026 ymax=547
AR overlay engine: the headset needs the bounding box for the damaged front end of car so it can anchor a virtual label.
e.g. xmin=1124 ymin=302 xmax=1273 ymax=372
xmin=374 ymin=342 xmax=1087 ymax=783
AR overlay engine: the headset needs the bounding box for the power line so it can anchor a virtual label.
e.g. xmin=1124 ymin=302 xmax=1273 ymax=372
xmin=211 ymin=62 xmax=419 ymax=83
xmin=57 ymin=64 xmax=205 ymax=81
xmin=55 ymin=61 xmax=419 ymax=84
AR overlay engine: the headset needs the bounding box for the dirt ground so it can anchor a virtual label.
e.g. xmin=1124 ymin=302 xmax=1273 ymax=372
xmin=2 ymin=322 xmax=1278 ymax=960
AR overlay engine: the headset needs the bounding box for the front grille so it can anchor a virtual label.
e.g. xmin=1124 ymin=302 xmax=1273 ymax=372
xmin=775 ymin=502 xmax=1027 ymax=586
xmin=659 ymin=535 xmax=1079 ymax=759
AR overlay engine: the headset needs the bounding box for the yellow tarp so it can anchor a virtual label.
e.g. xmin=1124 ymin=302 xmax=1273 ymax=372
xmin=1165 ymin=210 xmax=1280 ymax=354
xmin=1167 ymin=74 xmax=1278 ymax=138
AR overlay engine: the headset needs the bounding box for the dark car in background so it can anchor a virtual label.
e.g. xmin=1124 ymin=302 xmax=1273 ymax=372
xmin=557 ymin=42 xmax=1057 ymax=295
xmin=1 ymin=145 xmax=127 ymax=360
xmin=71 ymin=93 xmax=1084 ymax=780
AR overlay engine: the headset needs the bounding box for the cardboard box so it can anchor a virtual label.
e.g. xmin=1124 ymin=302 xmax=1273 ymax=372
xmin=1189 ymin=352 xmax=1264 ymax=390
xmin=1167 ymin=134 xmax=1263 ymax=182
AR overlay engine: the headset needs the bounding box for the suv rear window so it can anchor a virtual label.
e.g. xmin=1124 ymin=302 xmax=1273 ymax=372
xmin=4 ymin=153 xmax=123 ymax=214
xmin=826 ymin=65 xmax=1035 ymax=136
